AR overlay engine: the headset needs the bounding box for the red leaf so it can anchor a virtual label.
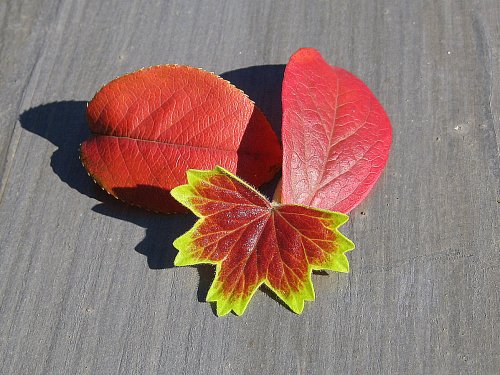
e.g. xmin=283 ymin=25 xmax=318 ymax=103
xmin=80 ymin=65 xmax=282 ymax=213
xmin=172 ymin=166 xmax=354 ymax=316
xmin=280 ymin=48 xmax=392 ymax=213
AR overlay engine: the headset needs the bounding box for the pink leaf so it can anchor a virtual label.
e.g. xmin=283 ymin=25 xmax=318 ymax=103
xmin=280 ymin=48 xmax=392 ymax=213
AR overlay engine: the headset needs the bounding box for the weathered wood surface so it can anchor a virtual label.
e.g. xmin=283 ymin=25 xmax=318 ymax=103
xmin=0 ymin=1 xmax=498 ymax=374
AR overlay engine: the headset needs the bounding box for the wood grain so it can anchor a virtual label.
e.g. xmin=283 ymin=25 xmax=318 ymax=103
xmin=0 ymin=0 xmax=498 ymax=374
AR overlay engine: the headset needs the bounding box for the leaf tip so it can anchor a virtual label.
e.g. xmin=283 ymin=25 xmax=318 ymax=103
xmin=334 ymin=253 xmax=350 ymax=273
xmin=169 ymin=184 xmax=185 ymax=201
xmin=287 ymin=296 xmax=306 ymax=315
xmin=290 ymin=47 xmax=323 ymax=63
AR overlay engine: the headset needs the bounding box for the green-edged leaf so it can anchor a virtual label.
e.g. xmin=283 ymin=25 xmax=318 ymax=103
xmin=171 ymin=166 xmax=354 ymax=316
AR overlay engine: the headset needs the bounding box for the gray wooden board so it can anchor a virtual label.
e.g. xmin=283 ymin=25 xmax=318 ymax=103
xmin=0 ymin=0 xmax=498 ymax=374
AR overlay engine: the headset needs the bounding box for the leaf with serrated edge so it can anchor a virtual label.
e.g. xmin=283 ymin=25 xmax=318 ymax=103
xmin=81 ymin=65 xmax=282 ymax=213
xmin=280 ymin=48 xmax=392 ymax=213
xmin=171 ymin=166 xmax=354 ymax=316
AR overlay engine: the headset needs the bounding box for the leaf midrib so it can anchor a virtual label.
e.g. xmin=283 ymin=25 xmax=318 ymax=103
xmin=90 ymin=132 xmax=244 ymax=154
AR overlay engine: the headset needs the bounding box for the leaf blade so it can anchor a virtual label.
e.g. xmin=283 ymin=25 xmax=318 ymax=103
xmin=81 ymin=65 xmax=282 ymax=213
xmin=281 ymin=48 xmax=392 ymax=212
xmin=171 ymin=166 xmax=354 ymax=316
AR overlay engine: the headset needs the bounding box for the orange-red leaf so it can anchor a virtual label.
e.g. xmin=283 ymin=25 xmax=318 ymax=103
xmin=172 ymin=166 xmax=354 ymax=316
xmin=281 ymin=48 xmax=392 ymax=212
xmin=81 ymin=65 xmax=282 ymax=213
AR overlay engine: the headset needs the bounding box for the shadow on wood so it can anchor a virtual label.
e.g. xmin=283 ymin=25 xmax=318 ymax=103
xmin=19 ymin=101 xmax=105 ymax=201
xmin=91 ymin=199 xmax=196 ymax=269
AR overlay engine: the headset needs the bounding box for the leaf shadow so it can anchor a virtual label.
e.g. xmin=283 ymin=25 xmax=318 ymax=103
xmin=313 ymin=270 xmax=329 ymax=276
xmin=18 ymin=64 xmax=286 ymax=311
xmin=195 ymin=265 xmax=215 ymax=302
xmin=91 ymin=196 xmax=196 ymax=269
xmin=19 ymin=101 xmax=105 ymax=202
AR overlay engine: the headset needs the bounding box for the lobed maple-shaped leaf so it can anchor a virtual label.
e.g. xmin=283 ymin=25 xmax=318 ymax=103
xmin=280 ymin=48 xmax=392 ymax=213
xmin=81 ymin=65 xmax=282 ymax=213
xmin=171 ymin=166 xmax=354 ymax=316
